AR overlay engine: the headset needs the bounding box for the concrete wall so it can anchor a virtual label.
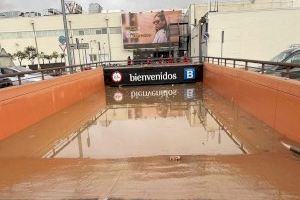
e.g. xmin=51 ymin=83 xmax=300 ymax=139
xmin=0 ymin=68 xmax=105 ymax=140
xmin=204 ymin=63 xmax=300 ymax=144
xmin=207 ymin=8 xmax=300 ymax=60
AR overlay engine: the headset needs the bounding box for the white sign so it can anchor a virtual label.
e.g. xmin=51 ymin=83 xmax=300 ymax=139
xmin=111 ymin=71 xmax=122 ymax=83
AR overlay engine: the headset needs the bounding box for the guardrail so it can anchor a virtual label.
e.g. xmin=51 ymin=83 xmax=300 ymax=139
xmin=100 ymin=56 xmax=201 ymax=67
xmin=203 ymin=56 xmax=300 ymax=80
xmin=0 ymin=62 xmax=100 ymax=87
xmin=0 ymin=56 xmax=201 ymax=88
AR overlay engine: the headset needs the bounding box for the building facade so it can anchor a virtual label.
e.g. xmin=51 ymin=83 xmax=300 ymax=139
xmin=0 ymin=11 xmax=132 ymax=66
xmin=189 ymin=0 xmax=300 ymax=60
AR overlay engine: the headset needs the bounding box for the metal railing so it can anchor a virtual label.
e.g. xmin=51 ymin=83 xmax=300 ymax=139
xmin=99 ymin=56 xmax=201 ymax=68
xmin=0 ymin=62 xmax=100 ymax=87
xmin=203 ymin=56 xmax=300 ymax=80
xmin=0 ymin=56 xmax=202 ymax=88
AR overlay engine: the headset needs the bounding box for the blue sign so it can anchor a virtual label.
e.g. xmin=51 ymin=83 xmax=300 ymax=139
xmin=58 ymin=35 xmax=66 ymax=45
xmin=184 ymin=68 xmax=195 ymax=80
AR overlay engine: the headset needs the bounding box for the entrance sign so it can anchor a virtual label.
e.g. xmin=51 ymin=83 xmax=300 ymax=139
xmin=104 ymin=63 xmax=203 ymax=86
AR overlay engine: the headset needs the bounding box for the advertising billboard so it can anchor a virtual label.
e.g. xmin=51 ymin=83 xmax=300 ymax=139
xmin=122 ymin=10 xmax=182 ymax=49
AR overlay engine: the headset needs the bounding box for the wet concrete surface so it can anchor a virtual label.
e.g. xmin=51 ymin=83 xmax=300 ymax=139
xmin=0 ymin=83 xmax=300 ymax=199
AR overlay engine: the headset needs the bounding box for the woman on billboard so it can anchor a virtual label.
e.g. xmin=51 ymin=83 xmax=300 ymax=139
xmin=152 ymin=11 xmax=169 ymax=43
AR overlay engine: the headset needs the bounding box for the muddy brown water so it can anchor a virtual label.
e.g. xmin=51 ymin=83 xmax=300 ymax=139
xmin=0 ymin=83 xmax=299 ymax=200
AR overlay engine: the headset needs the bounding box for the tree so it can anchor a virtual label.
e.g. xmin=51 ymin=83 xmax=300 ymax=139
xmin=24 ymin=46 xmax=37 ymax=65
xmin=51 ymin=51 xmax=59 ymax=63
xmin=44 ymin=55 xmax=52 ymax=64
xmin=59 ymin=53 xmax=65 ymax=63
xmin=14 ymin=51 xmax=27 ymax=66
xmin=40 ymin=52 xmax=45 ymax=64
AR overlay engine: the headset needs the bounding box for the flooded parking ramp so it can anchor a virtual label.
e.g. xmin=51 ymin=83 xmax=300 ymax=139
xmin=0 ymin=83 xmax=300 ymax=200
xmin=47 ymin=92 xmax=246 ymax=158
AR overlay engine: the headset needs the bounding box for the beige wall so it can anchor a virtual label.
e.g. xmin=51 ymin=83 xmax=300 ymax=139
xmin=0 ymin=12 xmax=132 ymax=66
xmin=206 ymin=8 xmax=300 ymax=60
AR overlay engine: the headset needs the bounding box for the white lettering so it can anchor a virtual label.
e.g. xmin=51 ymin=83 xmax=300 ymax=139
xmin=128 ymin=72 xmax=178 ymax=82
xmin=187 ymin=71 xmax=194 ymax=79
xmin=130 ymin=90 xmax=177 ymax=99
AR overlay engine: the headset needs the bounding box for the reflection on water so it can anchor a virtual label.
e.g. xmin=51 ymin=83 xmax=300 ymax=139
xmin=44 ymin=84 xmax=247 ymax=159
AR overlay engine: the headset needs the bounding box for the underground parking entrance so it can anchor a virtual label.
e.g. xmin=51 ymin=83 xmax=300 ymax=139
xmin=0 ymin=82 xmax=299 ymax=199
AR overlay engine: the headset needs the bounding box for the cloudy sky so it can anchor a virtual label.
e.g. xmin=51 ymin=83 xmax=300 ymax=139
xmin=0 ymin=0 xmax=207 ymax=13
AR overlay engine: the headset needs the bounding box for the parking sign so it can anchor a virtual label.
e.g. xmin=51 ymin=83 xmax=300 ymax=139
xmin=184 ymin=68 xmax=196 ymax=80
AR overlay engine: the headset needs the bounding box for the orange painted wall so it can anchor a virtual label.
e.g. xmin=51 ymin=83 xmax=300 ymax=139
xmin=0 ymin=68 xmax=105 ymax=140
xmin=204 ymin=63 xmax=300 ymax=144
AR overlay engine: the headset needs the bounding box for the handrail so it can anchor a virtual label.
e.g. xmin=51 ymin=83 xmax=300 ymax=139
xmin=203 ymin=56 xmax=300 ymax=68
xmin=0 ymin=56 xmax=202 ymax=87
xmin=0 ymin=62 xmax=99 ymax=79
xmin=203 ymin=56 xmax=300 ymax=79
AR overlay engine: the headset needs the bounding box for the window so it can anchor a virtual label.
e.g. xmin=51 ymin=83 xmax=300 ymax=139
xmin=0 ymin=32 xmax=17 ymax=39
xmin=1 ymin=68 xmax=16 ymax=74
xmin=85 ymin=29 xmax=92 ymax=35
xmin=79 ymin=30 xmax=84 ymax=35
xmin=286 ymin=53 xmax=300 ymax=64
xmin=109 ymin=27 xmax=121 ymax=34
xmin=22 ymin=31 xmax=34 ymax=38
xmin=96 ymin=29 xmax=102 ymax=34
xmin=89 ymin=54 xmax=97 ymax=62
xmin=101 ymin=28 xmax=107 ymax=34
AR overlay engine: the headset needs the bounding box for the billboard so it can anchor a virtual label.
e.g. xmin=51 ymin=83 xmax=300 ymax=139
xmin=122 ymin=10 xmax=182 ymax=49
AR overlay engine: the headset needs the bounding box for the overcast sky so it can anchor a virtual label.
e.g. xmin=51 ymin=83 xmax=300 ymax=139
xmin=0 ymin=0 xmax=208 ymax=13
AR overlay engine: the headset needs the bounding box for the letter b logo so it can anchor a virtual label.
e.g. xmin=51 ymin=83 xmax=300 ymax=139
xmin=184 ymin=68 xmax=195 ymax=80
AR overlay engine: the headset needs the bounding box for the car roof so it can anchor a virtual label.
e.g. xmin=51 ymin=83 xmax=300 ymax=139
xmin=286 ymin=47 xmax=300 ymax=54
xmin=2 ymin=66 xmax=32 ymax=72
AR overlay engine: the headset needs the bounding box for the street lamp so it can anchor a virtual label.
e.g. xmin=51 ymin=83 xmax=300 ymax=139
xmin=105 ymin=17 xmax=112 ymax=61
xmin=81 ymin=38 xmax=87 ymax=64
xmin=103 ymin=42 xmax=106 ymax=61
xmin=30 ymin=20 xmax=41 ymax=69
xmin=97 ymin=41 xmax=101 ymax=62
xmin=90 ymin=40 xmax=97 ymax=62
xmin=60 ymin=0 xmax=72 ymax=66
xmin=68 ymin=20 xmax=76 ymax=65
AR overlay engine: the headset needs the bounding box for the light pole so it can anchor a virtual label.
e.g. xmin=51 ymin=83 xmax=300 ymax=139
xmin=81 ymin=38 xmax=87 ymax=65
xmin=103 ymin=42 xmax=106 ymax=61
xmin=97 ymin=42 xmax=101 ymax=62
xmin=30 ymin=20 xmax=41 ymax=69
xmin=76 ymin=38 xmax=82 ymax=65
xmin=90 ymin=40 xmax=96 ymax=62
xmin=105 ymin=17 xmax=112 ymax=61
xmin=68 ymin=20 xmax=76 ymax=65
xmin=60 ymin=0 xmax=72 ymax=66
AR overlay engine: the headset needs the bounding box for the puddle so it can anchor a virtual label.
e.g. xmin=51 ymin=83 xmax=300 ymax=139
xmin=44 ymin=84 xmax=247 ymax=159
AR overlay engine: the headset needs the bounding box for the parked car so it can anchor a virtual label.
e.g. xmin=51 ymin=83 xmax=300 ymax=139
xmin=0 ymin=66 xmax=53 ymax=85
xmin=261 ymin=47 xmax=300 ymax=79
xmin=281 ymin=68 xmax=300 ymax=80
xmin=0 ymin=73 xmax=13 ymax=88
